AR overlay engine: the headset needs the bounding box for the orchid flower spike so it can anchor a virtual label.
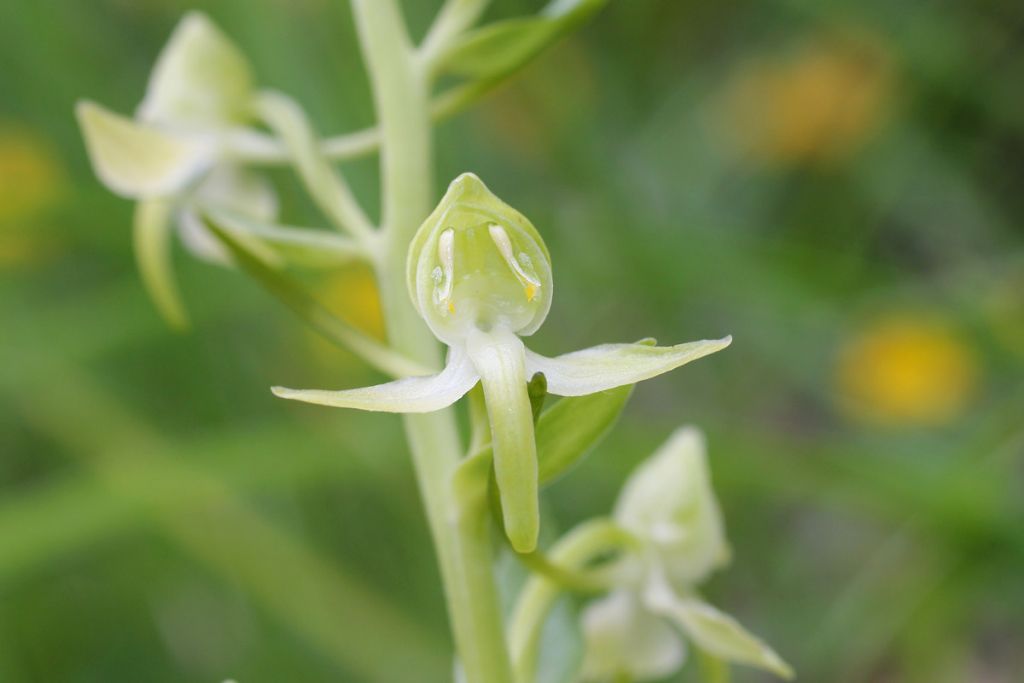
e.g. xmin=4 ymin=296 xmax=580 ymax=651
xmin=579 ymin=428 xmax=792 ymax=682
xmin=273 ymin=174 xmax=731 ymax=552
xmin=75 ymin=12 xmax=276 ymax=326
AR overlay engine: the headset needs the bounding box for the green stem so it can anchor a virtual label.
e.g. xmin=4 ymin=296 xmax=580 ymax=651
xmin=509 ymin=518 xmax=636 ymax=683
xmin=351 ymin=2 xmax=513 ymax=683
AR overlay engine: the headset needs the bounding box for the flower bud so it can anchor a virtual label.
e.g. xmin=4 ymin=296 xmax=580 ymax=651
xmin=407 ymin=173 xmax=553 ymax=345
xmin=614 ymin=427 xmax=730 ymax=585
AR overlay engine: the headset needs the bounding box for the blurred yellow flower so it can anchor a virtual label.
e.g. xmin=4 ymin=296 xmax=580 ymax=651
xmin=715 ymin=36 xmax=892 ymax=166
xmin=836 ymin=317 xmax=978 ymax=425
xmin=0 ymin=125 xmax=63 ymax=268
xmin=306 ymin=265 xmax=387 ymax=368
xmin=320 ymin=265 xmax=385 ymax=339
xmin=0 ymin=126 xmax=63 ymax=226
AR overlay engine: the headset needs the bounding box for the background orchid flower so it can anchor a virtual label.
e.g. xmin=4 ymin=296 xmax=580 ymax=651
xmin=75 ymin=12 xmax=277 ymax=327
xmin=579 ymin=427 xmax=793 ymax=681
xmin=273 ymin=173 xmax=731 ymax=553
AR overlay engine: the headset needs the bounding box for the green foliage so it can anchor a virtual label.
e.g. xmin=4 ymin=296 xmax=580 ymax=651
xmin=434 ymin=0 xmax=608 ymax=81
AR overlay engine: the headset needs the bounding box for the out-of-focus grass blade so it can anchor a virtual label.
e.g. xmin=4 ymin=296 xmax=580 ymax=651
xmin=0 ymin=421 xmax=370 ymax=583
xmin=9 ymin=365 xmax=448 ymax=683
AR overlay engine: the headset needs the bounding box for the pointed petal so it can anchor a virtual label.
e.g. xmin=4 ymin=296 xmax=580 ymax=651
xmin=580 ymin=590 xmax=686 ymax=682
xmin=615 ymin=427 xmax=730 ymax=585
xmin=76 ymin=101 xmax=213 ymax=198
xmin=133 ymin=199 xmax=188 ymax=329
xmin=272 ymin=347 xmax=476 ymax=413
xmin=644 ymin=579 xmax=793 ymax=680
xmin=525 ymin=336 xmax=732 ymax=397
xmin=466 ymin=328 xmax=539 ymax=552
xmin=137 ymin=12 xmax=253 ymax=127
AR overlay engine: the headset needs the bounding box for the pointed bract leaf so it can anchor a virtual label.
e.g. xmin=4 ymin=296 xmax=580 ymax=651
xmin=77 ymin=101 xmax=213 ymax=198
xmin=206 ymin=221 xmax=427 ymax=379
xmin=466 ymin=328 xmax=539 ymax=553
xmin=435 ymin=0 xmax=608 ymax=80
xmin=528 ymin=372 xmax=548 ymax=423
xmin=526 ymin=336 xmax=731 ymax=397
xmin=138 ymin=12 xmax=253 ymax=127
xmin=536 ymin=385 xmax=632 ymax=486
xmin=133 ymin=199 xmax=189 ymax=329
xmin=204 ymin=208 xmax=366 ymax=269
xmin=645 ymin=585 xmax=793 ymax=680
xmin=273 ymin=348 xmax=476 ymax=412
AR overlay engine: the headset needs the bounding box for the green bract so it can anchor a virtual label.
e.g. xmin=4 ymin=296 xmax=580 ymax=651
xmin=273 ymin=174 xmax=731 ymax=553
xmin=75 ymin=12 xmax=276 ymax=327
xmin=578 ymin=428 xmax=793 ymax=682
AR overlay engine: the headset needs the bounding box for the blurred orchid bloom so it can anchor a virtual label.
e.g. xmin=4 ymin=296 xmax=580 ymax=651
xmin=76 ymin=12 xmax=276 ymax=326
xmin=580 ymin=428 xmax=792 ymax=682
xmin=273 ymin=174 xmax=731 ymax=552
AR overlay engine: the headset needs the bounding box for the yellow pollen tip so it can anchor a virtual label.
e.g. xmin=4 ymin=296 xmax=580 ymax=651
xmin=525 ymin=283 xmax=537 ymax=302
xmin=447 ymin=300 xmax=455 ymax=314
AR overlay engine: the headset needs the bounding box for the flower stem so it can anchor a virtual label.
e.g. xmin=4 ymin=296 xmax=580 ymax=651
xmin=350 ymin=2 xmax=514 ymax=682
xmin=509 ymin=518 xmax=636 ymax=683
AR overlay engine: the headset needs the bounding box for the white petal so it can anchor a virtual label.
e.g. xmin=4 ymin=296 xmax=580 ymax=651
xmin=644 ymin=579 xmax=793 ymax=680
xmin=179 ymin=165 xmax=279 ymax=264
xmin=196 ymin=164 xmax=278 ymax=221
xmin=137 ymin=12 xmax=253 ymax=128
xmin=580 ymin=590 xmax=686 ymax=682
xmin=614 ymin=427 xmax=729 ymax=585
xmin=272 ymin=347 xmax=477 ymax=413
xmin=76 ymin=100 xmax=214 ymax=198
xmin=465 ymin=328 xmax=539 ymax=552
xmin=178 ymin=207 xmax=230 ymax=264
xmin=525 ymin=337 xmax=732 ymax=397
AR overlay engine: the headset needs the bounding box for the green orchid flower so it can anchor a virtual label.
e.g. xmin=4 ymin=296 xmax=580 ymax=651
xmin=273 ymin=173 xmax=730 ymax=553
xmin=579 ymin=428 xmax=793 ymax=682
xmin=75 ymin=12 xmax=276 ymax=327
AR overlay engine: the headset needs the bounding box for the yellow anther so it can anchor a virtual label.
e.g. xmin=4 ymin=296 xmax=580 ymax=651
xmin=489 ymin=224 xmax=542 ymax=302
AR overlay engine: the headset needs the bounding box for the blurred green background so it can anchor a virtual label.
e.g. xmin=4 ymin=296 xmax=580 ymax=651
xmin=2 ymin=0 xmax=1023 ymax=681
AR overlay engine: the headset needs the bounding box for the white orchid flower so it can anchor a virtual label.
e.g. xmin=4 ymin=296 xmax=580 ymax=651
xmin=75 ymin=12 xmax=276 ymax=326
xmin=579 ymin=428 xmax=793 ymax=681
xmin=273 ymin=174 xmax=731 ymax=552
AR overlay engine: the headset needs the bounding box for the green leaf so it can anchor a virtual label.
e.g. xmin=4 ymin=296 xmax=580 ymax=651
xmin=434 ymin=0 xmax=608 ymax=81
xmin=537 ymin=384 xmax=632 ymax=485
